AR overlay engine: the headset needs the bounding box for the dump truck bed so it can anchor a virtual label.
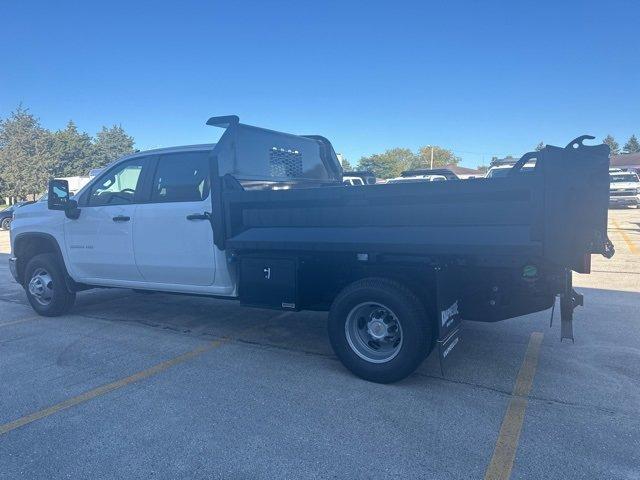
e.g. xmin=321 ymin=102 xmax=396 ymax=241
xmin=208 ymin=118 xmax=612 ymax=273
xmin=221 ymin=178 xmax=543 ymax=258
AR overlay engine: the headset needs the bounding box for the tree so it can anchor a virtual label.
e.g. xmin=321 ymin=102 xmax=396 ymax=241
xmin=623 ymin=135 xmax=640 ymax=154
xmin=91 ymin=125 xmax=135 ymax=170
xmin=338 ymin=154 xmax=353 ymax=171
xmin=52 ymin=121 xmax=93 ymax=177
xmin=0 ymin=106 xmax=57 ymax=200
xmin=603 ymin=135 xmax=620 ymax=155
xmin=476 ymin=165 xmax=489 ymax=174
xmin=413 ymin=145 xmax=461 ymax=169
xmin=535 ymin=142 xmax=545 ymax=151
xmin=0 ymin=106 xmax=137 ymax=202
xmin=357 ymin=148 xmax=416 ymax=179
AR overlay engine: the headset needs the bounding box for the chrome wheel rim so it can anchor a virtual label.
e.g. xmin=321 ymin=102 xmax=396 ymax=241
xmin=28 ymin=268 xmax=54 ymax=306
xmin=1 ymin=218 xmax=9 ymax=230
xmin=345 ymin=302 xmax=403 ymax=363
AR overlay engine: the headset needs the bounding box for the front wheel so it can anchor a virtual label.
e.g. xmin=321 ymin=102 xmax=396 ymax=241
xmin=1 ymin=217 xmax=10 ymax=230
xmin=328 ymin=278 xmax=434 ymax=383
xmin=24 ymin=253 xmax=76 ymax=316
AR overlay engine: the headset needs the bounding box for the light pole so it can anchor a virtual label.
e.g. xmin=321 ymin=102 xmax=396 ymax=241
xmin=427 ymin=145 xmax=434 ymax=169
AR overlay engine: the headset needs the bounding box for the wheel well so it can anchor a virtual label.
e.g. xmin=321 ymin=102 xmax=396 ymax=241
xmin=13 ymin=234 xmax=65 ymax=285
xmin=298 ymin=253 xmax=437 ymax=314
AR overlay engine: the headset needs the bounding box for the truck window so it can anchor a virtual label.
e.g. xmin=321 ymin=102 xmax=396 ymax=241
xmin=151 ymin=152 xmax=210 ymax=203
xmin=88 ymin=158 xmax=145 ymax=206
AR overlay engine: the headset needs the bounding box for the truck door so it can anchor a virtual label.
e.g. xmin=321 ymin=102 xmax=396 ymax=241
xmin=132 ymin=151 xmax=216 ymax=286
xmin=64 ymin=157 xmax=148 ymax=282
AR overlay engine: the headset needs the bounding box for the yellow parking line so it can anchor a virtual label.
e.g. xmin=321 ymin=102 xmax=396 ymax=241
xmin=0 ymin=340 xmax=223 ymax=436
xmin=485 ymin=332 xmax=544 ymax=480
xmin=0 ymin=310 xmax=294 ymax=435
xmin=0 ymin=316 xmax=41 ymax=328
xmin=611 ymin=219 xmax=638 ymax=255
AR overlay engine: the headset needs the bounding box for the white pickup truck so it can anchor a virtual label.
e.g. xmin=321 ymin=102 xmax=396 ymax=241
xmin=9 ymin=117 xmax=613 ymax=383
xmin=608 ymin=170 xmax=640 ymax=208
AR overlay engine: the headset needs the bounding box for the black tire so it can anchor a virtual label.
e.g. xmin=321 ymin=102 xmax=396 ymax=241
xmin=24 ymin=253 xmax=76 ymax=316
xmin=328 ymin=277 xmax=434 ymax=383
xmin=1 ymin=217 xmax=10 ymax=230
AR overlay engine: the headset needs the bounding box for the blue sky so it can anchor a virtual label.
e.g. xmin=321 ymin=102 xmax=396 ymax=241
xmin=1 ymin=0 xmax=638 ymax=167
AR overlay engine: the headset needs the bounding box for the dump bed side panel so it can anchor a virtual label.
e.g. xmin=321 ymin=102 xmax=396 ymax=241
xmin=221 ymin=177 xmax=545 ymax=259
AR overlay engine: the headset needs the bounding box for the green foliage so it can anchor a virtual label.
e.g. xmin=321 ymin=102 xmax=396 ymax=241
xmin=356 ymin=145 xmax=460 ymax=179
xmin=52 ymin=121 xmax=94 ymax=177
xmin=414 ymin=146 xmax=460 ymax=169
xmin=357 ymin=148 xmax=416 ymax=179
xmin=535 ymin=142 xmax=545 ymax=151
xmin=0 ymin=106 xmax=57 ymax=199
xmin=476 ymin=165 xmax=489 ymax=174
xmin=603 ymin=135 xmax=620 ymax=155
xmin=623 ymin=134 xmax=640 ymax=154
xmin=339 ymin=155 xmax=353 ymax=171
xmin=92 ymin=125 xmax=135 ymax=170
xmin=0 ymin=106 xmax=136 ymax=199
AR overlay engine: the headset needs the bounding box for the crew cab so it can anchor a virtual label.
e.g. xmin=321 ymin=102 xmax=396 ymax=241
xmin=9 ymin=117 xmax=614 ymax=383
xmin=608 ymin=170 xmax=640 ymax=208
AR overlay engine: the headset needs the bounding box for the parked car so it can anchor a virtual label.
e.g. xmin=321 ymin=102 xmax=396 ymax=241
xmin=342 ymin=176 xmax=365 ymax=186
xmin=485 ymin=163 xmax=536 ymax=178
xmin=0 ymin=201 xmax=34 ymax=230
xmin=9 ymin=118 xmax=613 ymax=383
xmin=343 ymin=171 xmax=376 ymax=185
xmin=400 ymin=168 xmax=459 ymax=180
xmin=609 ymin=170 xmax=640 ymax=208
xmin=386 ymin=174 xmax=447 ymax=183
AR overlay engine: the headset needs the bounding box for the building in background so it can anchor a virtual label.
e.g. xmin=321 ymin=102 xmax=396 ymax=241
xmin=441 ymin=164 xmax=483 ymax=179
xmin=610 ymin=153 xmax=640 ymax=173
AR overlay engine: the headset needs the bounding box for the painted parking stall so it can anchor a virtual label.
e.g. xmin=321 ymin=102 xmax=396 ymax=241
xmin=0 ymin=210 xmax=639 ymax=478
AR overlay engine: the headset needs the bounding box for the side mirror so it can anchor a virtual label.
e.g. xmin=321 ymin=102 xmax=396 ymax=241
xmin=48 ymin=179 xmax=80 ymax=219
xmin=48 ymin=179 xmax=70 ymax=210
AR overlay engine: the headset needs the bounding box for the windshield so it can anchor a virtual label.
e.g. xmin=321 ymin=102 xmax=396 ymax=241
xmin=610 ymin=173 xmax=639 ymax=183
xmin=486 ymin=168 xmax=511 ymax=178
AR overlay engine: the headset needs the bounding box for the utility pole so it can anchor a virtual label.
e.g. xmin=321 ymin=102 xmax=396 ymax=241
xmin=430 ymin=145 xmax=434 ymax=169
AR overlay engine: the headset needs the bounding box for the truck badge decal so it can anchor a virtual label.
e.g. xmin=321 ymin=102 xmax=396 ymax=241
xmin=441 ymin=300 xmax=459 ymax=328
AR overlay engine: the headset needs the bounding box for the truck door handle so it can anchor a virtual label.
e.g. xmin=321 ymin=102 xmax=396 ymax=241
xmin=186 ymin=212 xmax=211 ymax=221
xmin=112 ymin=215 xmax=130 ymax=222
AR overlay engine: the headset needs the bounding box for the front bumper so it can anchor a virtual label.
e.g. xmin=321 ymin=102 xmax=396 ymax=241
xmin=609 ymin=196 xmax=639 ymax=206
xmin=8 ymin=256 xmax=19 ymax=283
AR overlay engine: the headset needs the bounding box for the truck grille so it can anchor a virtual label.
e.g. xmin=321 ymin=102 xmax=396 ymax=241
xmin=610 ymin=189 xmax=637 ymax=196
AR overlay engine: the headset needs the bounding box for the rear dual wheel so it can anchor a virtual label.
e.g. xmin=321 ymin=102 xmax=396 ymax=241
xmin=328 ymin=278 xmax=434 ymax=384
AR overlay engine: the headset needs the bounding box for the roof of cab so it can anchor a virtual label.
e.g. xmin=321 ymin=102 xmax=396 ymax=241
xmin=127 ymin=143 xmax=216 ymax=157
xmin=103 ymin=143 xmax=217 ymax=169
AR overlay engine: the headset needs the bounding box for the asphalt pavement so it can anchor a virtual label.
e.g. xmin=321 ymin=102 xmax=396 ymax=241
xmin=0 ymin=208 xmax=638 ymax=479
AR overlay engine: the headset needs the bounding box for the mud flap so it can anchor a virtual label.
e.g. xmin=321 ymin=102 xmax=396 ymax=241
xmin=436 ymin=267 xmax=463 ymax=376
